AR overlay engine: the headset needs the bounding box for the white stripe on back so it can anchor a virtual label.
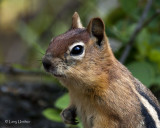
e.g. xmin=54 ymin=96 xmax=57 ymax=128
xmin=132 ymin=88 xmax=160 ymax=128
xmin=139 ymin=95 xmax=160 ymax=128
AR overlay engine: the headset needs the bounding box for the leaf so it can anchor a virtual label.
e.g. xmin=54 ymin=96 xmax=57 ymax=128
xmin=105 ymin=7 xmax=126 ymax=26
xmin=42 ymin=108 xmax=62 ymax=122
xmin=55 ymin=93 xmax=70 ymax=110
xmin=135 ymin=41 xmax=150 ymax=60
xmin=148 ymin=49 xmax=160 ymax=63
xmin=127 ymin=61 xmax=155 ymax=87
xmin=119 ymin=0 xmax=138 ymax=16
xmin=77 ymin=122 xmax=83 ymax=128
xmin=154 ymin=76 xmax=160 ymax=85
xmin=136 ymin=29 xmax=150 ymax=58
xmin=112 ymin=21 xmax=136 ymax=43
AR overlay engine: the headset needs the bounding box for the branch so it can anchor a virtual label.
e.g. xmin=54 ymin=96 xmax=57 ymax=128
xmin=119 ymin=0 xmax=155 ymax=64
xmin=142 ymin=9 xmax=160 ymax=28
xmin=0 ymin=64 xmax=48 ymax=76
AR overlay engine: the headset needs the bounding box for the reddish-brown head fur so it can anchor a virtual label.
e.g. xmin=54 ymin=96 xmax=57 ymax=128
xmin=47 ymin=29 xmax=90 ymax=57
xmin=47 ymin=12 xmax=89 ymax=57
xmin=43 ymin=12 xmax=114 ymax=83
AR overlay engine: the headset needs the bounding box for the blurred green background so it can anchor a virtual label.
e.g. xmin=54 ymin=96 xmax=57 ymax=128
xmin=0 ymin=0 xmax=160 ymax=128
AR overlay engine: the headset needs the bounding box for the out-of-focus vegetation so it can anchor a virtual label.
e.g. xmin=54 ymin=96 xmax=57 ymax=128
xmin=0 ymin=0 xmax=160 ymax=128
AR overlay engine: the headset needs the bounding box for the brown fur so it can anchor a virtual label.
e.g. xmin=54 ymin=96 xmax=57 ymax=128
xmin=43 ymin=12 xmax=160 ymax=128
xmin=59 ymin=44 xmax=144 ymax=128
xmin=72 ymin=12 xmax=83 ymax=29
xmin=47 ymin=29 xmax=89 ymax=57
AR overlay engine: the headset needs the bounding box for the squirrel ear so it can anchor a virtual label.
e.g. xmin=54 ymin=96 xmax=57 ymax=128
xmin=87 ymin=18 xmax=105 ymax=46
xmin=72 ymin=12 xmax=84 ymax=29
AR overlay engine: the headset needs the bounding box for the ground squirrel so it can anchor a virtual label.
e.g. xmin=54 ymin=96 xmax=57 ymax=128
xmin=42 ymin=12 xmax=160 ymax=128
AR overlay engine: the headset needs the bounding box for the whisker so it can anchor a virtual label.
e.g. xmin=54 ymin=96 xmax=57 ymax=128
xmin=39 ymin=51 xmax=45 ymax=55
xmin=35 ymin=48 xmax=45 ymax=56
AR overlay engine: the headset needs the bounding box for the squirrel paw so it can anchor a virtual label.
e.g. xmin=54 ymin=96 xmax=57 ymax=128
xmin=61 ymin=108 xmax=79 ymax=125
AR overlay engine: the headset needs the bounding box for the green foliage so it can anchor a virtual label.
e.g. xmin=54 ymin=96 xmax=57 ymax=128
xmin=135 ymin=29 xmax=150 ymax=60
xmin=42 ymin=108 xmax=62 ymax=122
xmin=154 ymin=76 xmax=160 ymax=85
xmin=149 ymin=49 xmax=160 ymax=66
xmin=119 ymin=0 xmax=139 ymax=18
xmin=136 ymin=29 xmax=160 ymax=68
xmin=42 ymin=93 xmax=70 ymax=123
xmin=55 ymin=93 xmax=70 ymax=110
xmin=127 ymin=61 xmax=155 ymax=87
xmin=42 ymin=93 xmax=83 ymax=128
xmin=105 ymin=7 xmax=126 ymax=26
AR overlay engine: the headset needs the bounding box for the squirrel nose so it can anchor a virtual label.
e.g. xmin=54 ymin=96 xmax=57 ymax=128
xmin=42 ymin=59 xmax=52 ymax=71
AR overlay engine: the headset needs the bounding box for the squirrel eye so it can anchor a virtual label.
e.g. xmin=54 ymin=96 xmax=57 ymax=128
xmin=70 ymin=45 xmax=84 ymax=56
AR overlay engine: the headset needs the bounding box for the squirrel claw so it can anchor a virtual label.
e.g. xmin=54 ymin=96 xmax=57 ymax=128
xmin=61 ymin=108 xmax=78 ymax=125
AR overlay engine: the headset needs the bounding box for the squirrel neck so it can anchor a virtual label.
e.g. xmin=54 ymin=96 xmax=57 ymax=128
xmin=61 ymin=58 xmax=140 ymax=122
xmin=59 ymin=37 xmax=140 ymax=122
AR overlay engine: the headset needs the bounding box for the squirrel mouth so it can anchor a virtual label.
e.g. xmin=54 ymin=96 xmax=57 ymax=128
xmin=51 ymin=72 xmax=64 ymax=78
xmin=53 ymin=74 xmax=63 ymax=77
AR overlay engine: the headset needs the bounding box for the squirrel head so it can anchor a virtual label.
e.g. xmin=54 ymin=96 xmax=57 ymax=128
xmin=43 ymin=12 xmax=114 ymax=87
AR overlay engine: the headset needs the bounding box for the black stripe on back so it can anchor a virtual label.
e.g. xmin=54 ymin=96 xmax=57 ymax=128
xmin=141 ymin=103 xmax=156 ymax=128
xmin=139 ymin=90 xmax=160 ymax=121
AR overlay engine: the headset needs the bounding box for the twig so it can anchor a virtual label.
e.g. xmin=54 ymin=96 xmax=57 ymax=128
xmin=0 ymin=64 xmax=48 ymax=76
xmin=142 ymin=9 xmax=160 ymax=28
xmin=119 ymin=0 xmax=154 ymax=64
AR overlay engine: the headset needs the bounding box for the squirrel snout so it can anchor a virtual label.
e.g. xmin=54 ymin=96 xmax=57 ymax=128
xmin=42 ymin=58 xmax=52 ymax=72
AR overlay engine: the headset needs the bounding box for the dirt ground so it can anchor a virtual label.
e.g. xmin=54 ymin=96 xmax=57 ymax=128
xmin=0 ymin=82 xmax=65 ymax=128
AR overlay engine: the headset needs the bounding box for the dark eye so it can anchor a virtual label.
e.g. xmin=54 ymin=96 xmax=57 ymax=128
xmin=70 ymin=45 xmax=84 ymax=56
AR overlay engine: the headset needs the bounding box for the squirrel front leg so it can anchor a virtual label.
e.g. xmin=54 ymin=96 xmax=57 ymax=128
xmin=61 ymin=105 xmax=78 ymax=125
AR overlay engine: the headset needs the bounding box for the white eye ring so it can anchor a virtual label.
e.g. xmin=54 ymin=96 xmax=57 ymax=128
xmin=69 ymin=42 xmax=85 ymax=60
